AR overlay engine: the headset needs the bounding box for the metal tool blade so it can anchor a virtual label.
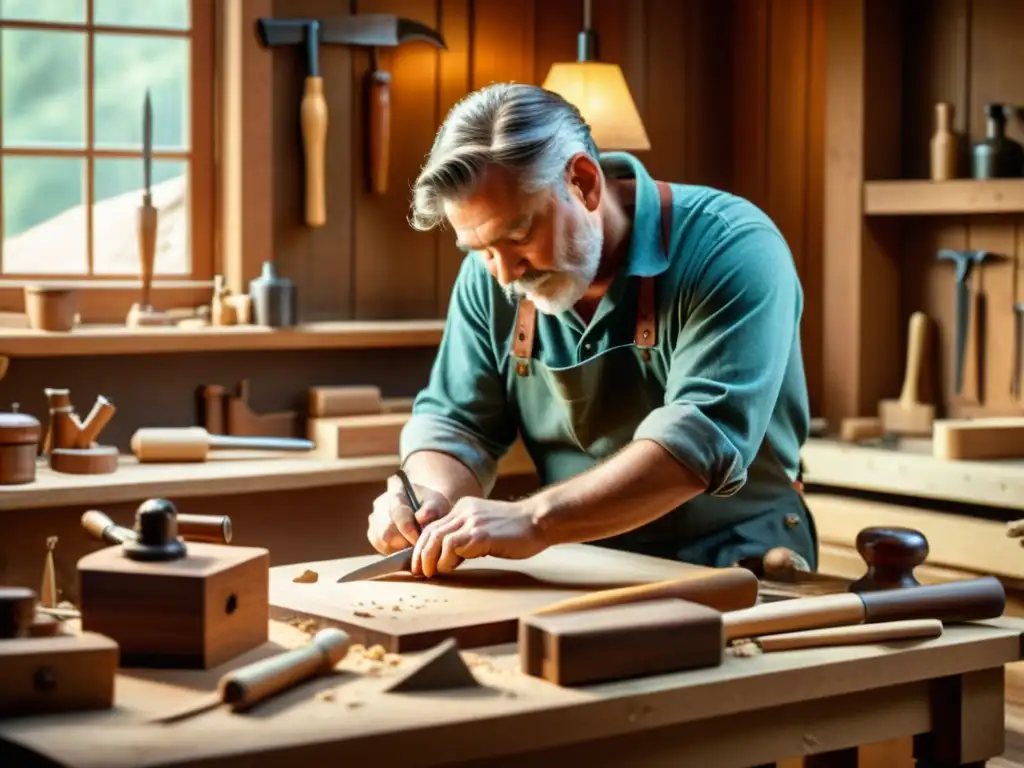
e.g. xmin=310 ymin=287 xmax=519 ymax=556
xmin=142 ymin=89 xmax=152 ymax=202
xmin=1013 ymin=303 xmax=1024 ymax=399
xmin=336 ymin=547 xmax=413 ymax=583
xmin=206 ymin=434 xmax=314 ymax=452
xmin=952 ymin=278 xmax=969 ymax=394
xmin=257 ymin=15 xmax=446 ymax=51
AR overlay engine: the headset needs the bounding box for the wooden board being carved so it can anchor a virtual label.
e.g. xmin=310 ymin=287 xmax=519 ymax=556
xmin=268 ymin=545 xmax=711 ymax=652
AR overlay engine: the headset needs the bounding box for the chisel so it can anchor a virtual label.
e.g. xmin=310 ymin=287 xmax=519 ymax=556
xmin=130 ymin=426 xmax=314 ymax=463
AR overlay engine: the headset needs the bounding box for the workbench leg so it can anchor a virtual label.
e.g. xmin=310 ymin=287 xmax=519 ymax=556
xmin=914 ymin=667 xmax=1004 ymax=767
xmin=805 ymin=747 xmax=858 ymax=767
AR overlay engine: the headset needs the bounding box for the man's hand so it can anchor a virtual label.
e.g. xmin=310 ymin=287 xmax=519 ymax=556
xmin=410 ymin=497 xmax=548 ymax=578
xmin=367 ymin=474 xmax=452 ymax=554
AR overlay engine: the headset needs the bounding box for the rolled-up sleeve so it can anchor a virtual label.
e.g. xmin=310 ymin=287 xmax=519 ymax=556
xmin=633 ymin=224 xmax=801 ymax=497
xmin=400 ymin=257 xmax=517 ymax=496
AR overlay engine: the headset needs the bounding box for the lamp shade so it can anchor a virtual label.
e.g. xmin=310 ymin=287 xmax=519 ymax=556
xmin=541 ymin=61 xmax=650 ymax=151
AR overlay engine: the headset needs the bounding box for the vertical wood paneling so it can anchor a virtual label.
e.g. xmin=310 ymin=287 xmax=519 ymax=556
xmin=642 ymin=1 xmax=689 ymax=182
xmin=351 ymin=0 xmax=440 ymax=319
xmin=270 ymin=0 xmax=355 ymax=321
xmin=470 ymin=0 xmax=535 ymax=89
xmin=434 ymin=0 xmax=472 ymax=314
xmin=732 ymin=0 xmax=769 ymax=212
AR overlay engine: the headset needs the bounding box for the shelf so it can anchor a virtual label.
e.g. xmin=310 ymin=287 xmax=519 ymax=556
xmin=0 ymin=320 xmax=447 ymax=357
xmin=863 ymin=178 xmax=1024 ymax=215
xmin=800 ymin=437 xmax=1024 ymax=511
xmin=0 ymin=444 xmax=536 ymax=512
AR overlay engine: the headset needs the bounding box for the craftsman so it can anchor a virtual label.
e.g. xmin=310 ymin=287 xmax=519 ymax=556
xmin=367 ymin=82 xmax=816 ymax=578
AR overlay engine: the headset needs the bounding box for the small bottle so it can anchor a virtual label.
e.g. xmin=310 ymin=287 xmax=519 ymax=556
xmin=249 ymin=261 xmax=297 ymax=328
xmin=930 ymin=102 xmax=957 ymax=180
xmin=971 ymin=103 xmax=1024 ymax=179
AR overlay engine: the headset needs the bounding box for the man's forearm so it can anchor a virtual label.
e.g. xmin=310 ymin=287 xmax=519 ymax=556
xmin=527 ymin=439 xmax=707 ymax=545
xmin=402 ymin=450 xmax=484 ymax=506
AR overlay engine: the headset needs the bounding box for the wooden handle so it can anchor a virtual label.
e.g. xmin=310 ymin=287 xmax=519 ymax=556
xmin=300 ymin=76 xmax=328 ymax=228
xmin=218 ymin=627 xmax=350 ymax=710
xmin=130 ymin=427 xmax=211 ymax=463
xmin=176 ymin=514 xmax=232 ymax=544
xmin=137 ymin=203 xmax=158 ymax=307
xmin=754 ymin=619 xmax=943 ymax=653
xmin=531 ymin=567 xmax=758 ymax=617
xmin=858 ymin=576 xmax=1005 ymax=624
xmin=723 ymin=592 xmax=866 ymax=642
xmin=899 ymin=311 xmax=929 ymax=406
xmin=74 ymin=395 xmax=115 ymax=448
xmin=366 ymin=71 xmax=391 ymax=196
xmin=81 ymin=510 xmax=135 ymax=545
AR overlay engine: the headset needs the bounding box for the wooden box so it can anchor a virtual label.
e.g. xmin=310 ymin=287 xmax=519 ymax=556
xmin=307 ymin=413 xmax=408 ymax=458
xmin=78 ymin=542 xmax=270 ymax=669
xmin=0 ymin=632 xmax=118 ymax=717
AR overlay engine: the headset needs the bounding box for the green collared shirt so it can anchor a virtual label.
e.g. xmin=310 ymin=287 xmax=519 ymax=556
xmin=401 ymin=152 xmax=810 ymax=500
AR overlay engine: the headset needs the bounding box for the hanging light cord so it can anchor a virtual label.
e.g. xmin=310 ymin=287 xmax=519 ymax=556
xmin=578 ymin=0 xmax=598 ymax=61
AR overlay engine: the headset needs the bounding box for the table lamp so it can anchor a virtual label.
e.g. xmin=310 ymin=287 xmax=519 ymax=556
xmin=540 ymin=0 xmax=650 ymax=151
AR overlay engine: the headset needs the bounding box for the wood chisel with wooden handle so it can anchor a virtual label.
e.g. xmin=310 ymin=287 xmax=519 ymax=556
xmin=130 ymin=427 xmax=313 ymax=463
xmin=151 ymin=627 xmax=351 ymax=723
xmin=82 ymin=509 xmax=232 ymax=545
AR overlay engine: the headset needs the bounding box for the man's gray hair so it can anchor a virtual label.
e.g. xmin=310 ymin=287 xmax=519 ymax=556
xmin=409 ymin=83 xmax=599 ymax=232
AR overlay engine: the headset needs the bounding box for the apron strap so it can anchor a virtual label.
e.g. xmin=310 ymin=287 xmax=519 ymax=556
xmin=511 ymin=178 xmax=675 ymax=373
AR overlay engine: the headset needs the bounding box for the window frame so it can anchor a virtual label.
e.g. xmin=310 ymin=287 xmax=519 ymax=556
xmin=0 ymin=0 xmax=215 ymax=320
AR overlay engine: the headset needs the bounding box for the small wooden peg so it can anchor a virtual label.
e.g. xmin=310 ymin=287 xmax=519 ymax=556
xmin=40 ymin=536 xmax=58 ymax=608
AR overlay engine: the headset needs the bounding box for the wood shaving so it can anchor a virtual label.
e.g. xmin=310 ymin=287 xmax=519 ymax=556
xmin=285 ymin=617 xmax=321 ymax=635
xmin=726 ymin=640 xmax=761 ymax=658
xmin=353 ymin=611 xmax=375 ymax=619
xmin=292 ymin=569 xmax=319 ymax=584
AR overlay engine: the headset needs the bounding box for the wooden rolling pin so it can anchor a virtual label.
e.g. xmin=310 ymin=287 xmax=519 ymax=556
xmin=722 ymin=576 xmax=1004 ymax=641
xmin=531 ymin=567 xmax=758 ymax=617
xmin=82 ymin=509 xmax=232 ymax=545
xmin=732 ymin=618 xmax=943 ymax=655
xmin=130 ymin=427 xmax=314 ymax=463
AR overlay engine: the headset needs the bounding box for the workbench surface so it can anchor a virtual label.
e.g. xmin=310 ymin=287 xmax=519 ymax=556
xmin=1 ymin=615 xmax=1021 ymax=767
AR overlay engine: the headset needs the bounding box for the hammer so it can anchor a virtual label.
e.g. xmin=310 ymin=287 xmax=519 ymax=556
xmin=256 ymin=15 xmax=446 ymax=221
xmin=937 ymin=249 xmax=992 ymax=395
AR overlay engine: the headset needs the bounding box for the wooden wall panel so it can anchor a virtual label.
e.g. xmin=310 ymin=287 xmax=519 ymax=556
xmin=898 ymin=0 xmax=1024 ymax=418
xmin=262 ymin=0 xmax=826 ymax=411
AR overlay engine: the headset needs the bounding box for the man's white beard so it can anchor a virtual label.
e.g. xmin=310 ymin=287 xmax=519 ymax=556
xmin=504 ymin=215 xmax=602 ymax=315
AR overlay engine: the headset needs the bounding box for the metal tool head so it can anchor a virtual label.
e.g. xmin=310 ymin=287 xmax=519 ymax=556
xmin=335 ymin=547 xmax=414 ymax=584
xmin=256 ymin=14 xmax=446 ymax=52
xmin=142 ymin=89 xmax=152 ymax=202
xmin=937 ymin=249 xmax=993 ymax=282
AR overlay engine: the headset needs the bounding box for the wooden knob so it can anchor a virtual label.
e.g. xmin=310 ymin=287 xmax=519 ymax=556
xmin=849 ymin=526 xmax=929 ymax=593
xmin=0 ymin=586 xmax=36 ymax=638
xmin=123 ymin=498 xmax=187 ymax=562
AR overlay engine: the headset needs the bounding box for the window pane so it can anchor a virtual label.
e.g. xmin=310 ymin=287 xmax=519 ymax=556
xmin=0 ymin=0 xmax=86 ymax=24
xmin=93 ymin=34 xmax=189 ymax=151
xmin=2 ymin=156 xmax=87 ymax=275
xmin=2 ymin=30 xmax=86 ymax=149
xmin=94 ymin=0 xmax=189 ymax=30
xmin=92 ymin=157 xmax=189 ymax=275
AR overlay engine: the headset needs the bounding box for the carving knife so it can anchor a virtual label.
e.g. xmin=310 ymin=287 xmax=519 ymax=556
xmin=337 ymin=469 xmax=419 ymax=583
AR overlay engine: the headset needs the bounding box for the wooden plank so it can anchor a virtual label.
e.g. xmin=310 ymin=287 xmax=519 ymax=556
xmin=352 ymin=0 xmax=441 ymax=320
xmin=865 ymin=180 xmax=1024 ymax=215
xmin=0 ymin=320 xmax=445 ymax=356
xmin=642 ymin=0 xmax=689 ymax=181
xmin=270 ymin=0 xmax=355 ymax=321
xmin=433 ymin=0 xmax=472 ymax=316
xmin=269 ymin=544 xmax=711 ymax=651
xmin=0 ymin=447 xmax=534 ymax=513
xmin=470 ymin=0 xmax=535 ymax=89
xmin=801 ymin=437 xmax=1024 ymax=512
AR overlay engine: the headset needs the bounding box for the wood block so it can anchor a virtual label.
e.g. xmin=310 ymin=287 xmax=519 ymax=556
xmin=307 ymin=413 xmax=408 ymax=458
xmin=840 ymin=417 xmax=884 ymax=442
xmin=933 ymin=417 xmax=1024 ymax=460
xmin=518 ymin=598 xmax=723 ymax=686
xmin=0 ymin=632 xmax=118 ymax=717
xmin=308 ymin=386 xmax=383 ymax=417
xmin=49 ymin=445 xmax=118 ymax=475
xmin=78 ymin=542 xmax=270 ymax=669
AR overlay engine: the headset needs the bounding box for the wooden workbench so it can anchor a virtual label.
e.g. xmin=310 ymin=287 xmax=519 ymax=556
xmin=1 ymin=572 xmax=1021 ymax=767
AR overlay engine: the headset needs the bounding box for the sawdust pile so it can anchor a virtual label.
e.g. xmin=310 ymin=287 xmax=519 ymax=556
xmin=349 ymin=594 xmax=447 ymax=620
xmin=344 ymin=643 xmax=403 ymax=676
xmin=292 ymin=569 xmax=319 ymax=584
xmin=725 ymin=640 xmax=762 ymax=658
xmin=286 ymin=617 xmax=322 ymax=635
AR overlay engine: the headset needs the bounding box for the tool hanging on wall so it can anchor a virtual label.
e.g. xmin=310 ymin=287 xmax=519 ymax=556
xmin=937 ymin=249 xmax=993 ymax=396
xmin=1013 ymin=302 xmax=1024 ymax=400
xmin=256 ymin=15 xmax=447 ymax=225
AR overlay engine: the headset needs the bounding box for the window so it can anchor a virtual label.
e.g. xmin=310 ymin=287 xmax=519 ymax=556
xmin=0 ymin=0 xmax=213 ymax=281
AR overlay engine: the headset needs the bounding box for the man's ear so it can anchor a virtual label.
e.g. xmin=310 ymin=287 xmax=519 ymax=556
xmin=566 ymin=152 xmax=602 ymax=212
